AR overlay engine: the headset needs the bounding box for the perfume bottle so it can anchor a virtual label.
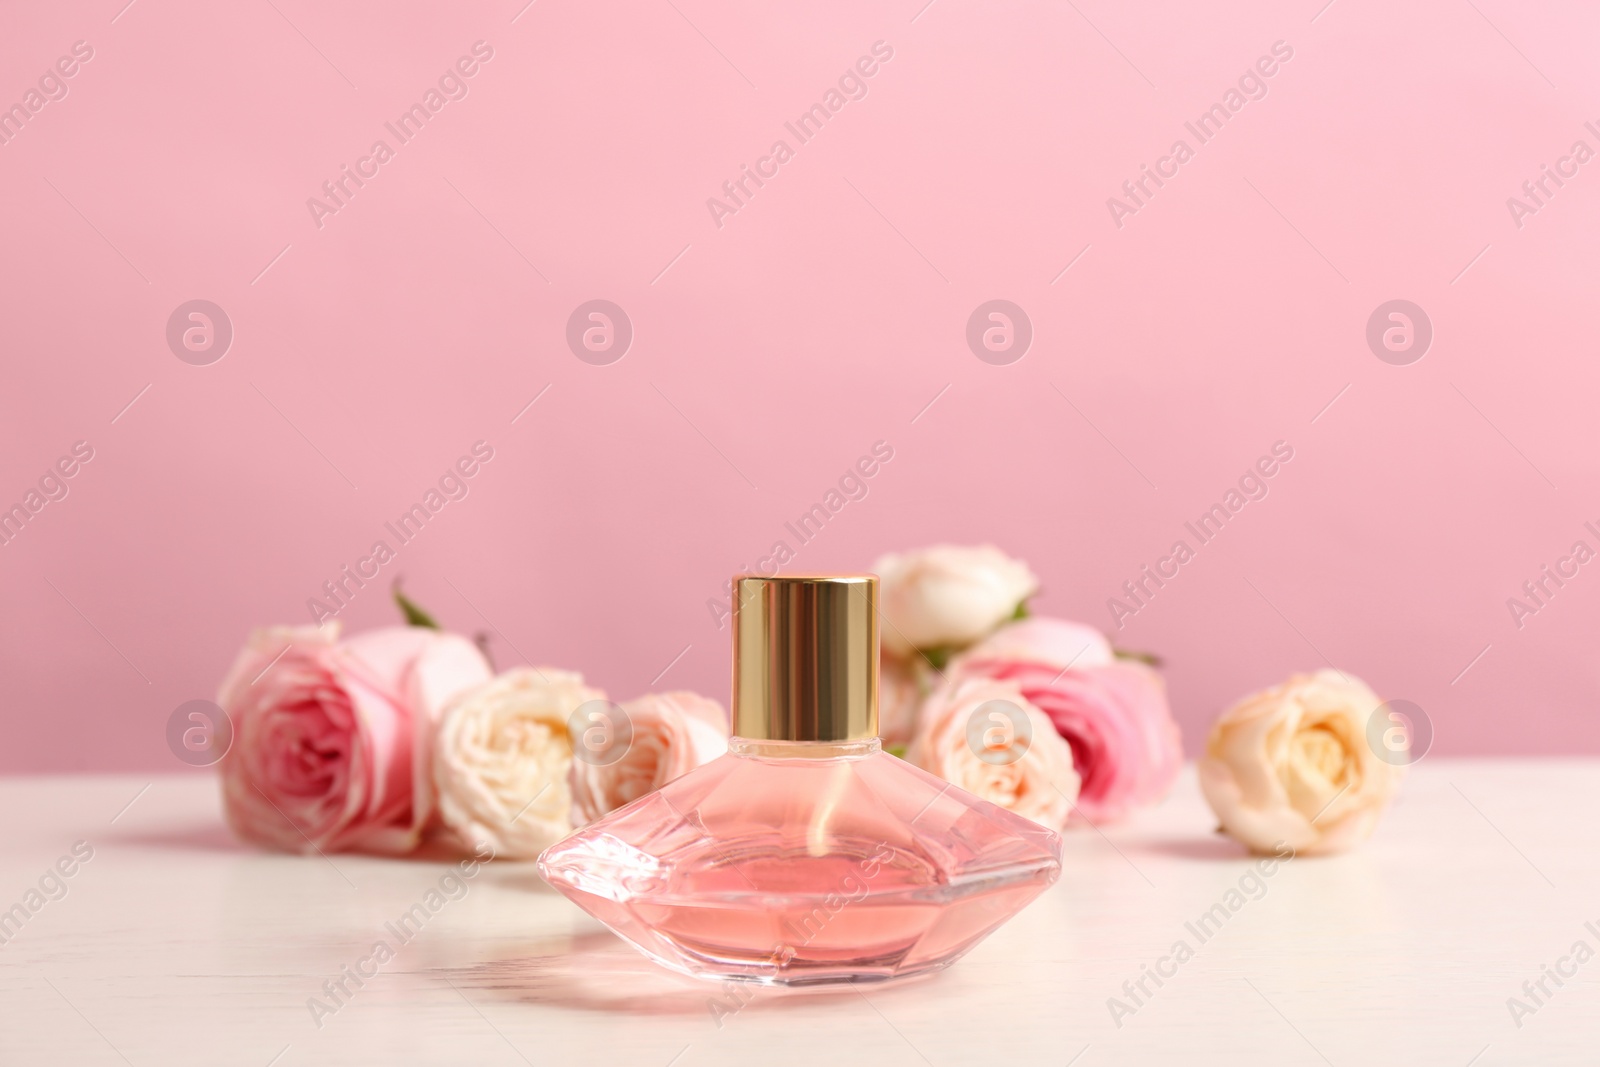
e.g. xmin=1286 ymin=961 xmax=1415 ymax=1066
xmin=538 ymin=575 xmax=1062 ymax=986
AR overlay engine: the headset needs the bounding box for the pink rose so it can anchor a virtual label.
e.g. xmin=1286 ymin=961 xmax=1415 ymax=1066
xmin=908 ymin=677 xmax=1080 ymax=829
xmin=953 ymin=616 xmax=1113 ymax=671
xmin=570 ymin=691 xmax=728 ymax=825
xmin=218 ymin=624 xmax=492 ymax=854
xmin=950 ymin=618 xmax=1181 ymax=824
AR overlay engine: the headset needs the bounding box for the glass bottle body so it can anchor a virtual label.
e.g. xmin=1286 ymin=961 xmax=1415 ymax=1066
xmin=539 ymin=738 xmax=1062 ymax=986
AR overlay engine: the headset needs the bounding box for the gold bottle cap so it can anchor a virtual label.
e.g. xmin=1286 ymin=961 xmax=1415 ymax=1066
xmin=731 ymin=575 xmax=879 ymax=743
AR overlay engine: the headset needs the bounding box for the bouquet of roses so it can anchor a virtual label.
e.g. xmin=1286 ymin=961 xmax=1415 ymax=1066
xmin=215 ymin=589 xmax=729 ymax=861
xmin=216 ymin=546 xmax=1403 ymax=859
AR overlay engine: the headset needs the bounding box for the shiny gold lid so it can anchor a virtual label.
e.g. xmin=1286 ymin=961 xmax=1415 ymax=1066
xmin=731 ymin=575 xmax=879 ymax=743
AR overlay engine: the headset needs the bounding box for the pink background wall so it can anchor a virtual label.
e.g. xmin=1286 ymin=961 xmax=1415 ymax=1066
xmin=3 ymin=0 xmax=1597 ymax=771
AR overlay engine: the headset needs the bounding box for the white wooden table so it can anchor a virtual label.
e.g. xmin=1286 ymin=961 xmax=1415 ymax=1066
xmin=0 ymin=762 xmax=1593 ymax=1066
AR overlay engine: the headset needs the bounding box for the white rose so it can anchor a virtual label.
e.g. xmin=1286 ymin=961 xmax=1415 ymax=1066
xmin=874 ymin=544 xmax=1039 ymax=660
xmin=878 ymin=655 xmax=928 ymax=746
xmin=907 ymin=677 xmax=1080 ymax=830
xmin=569 ymin=691 xmax=728 ymax=825
xmin=1199 ymin=670 xmax=1406 ymax=856
xmin=432 ymin=667 xmax=602 ymax=859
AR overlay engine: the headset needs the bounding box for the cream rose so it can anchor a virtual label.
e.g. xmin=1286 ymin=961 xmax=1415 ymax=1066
xmin=874 ymin=544 xmax=1039 ymax=660
xmin=908 ymin=677 xmax=1080 ymax=830
xmin=432 ymin=667 xmax=603 ymax=859
xmin=569 ymin=691 xmax=728 ymax=825
xmin=1199 ymin=670 xmax=1406 ymax=855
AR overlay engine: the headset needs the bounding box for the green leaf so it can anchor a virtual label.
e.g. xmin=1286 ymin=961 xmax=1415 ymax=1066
xmin=921 ymin=646 xmax=953 ymax=671
xmin=886 ymin=744 xmax=908 ymax=759
xmin=473 ymin=631 xmax=496 ymax=671
xmin=1011 ymin=599 xmax=1030 ymax=620
xmin=1113 ymin=646 xmax=1163 ymax=668
xmin=392 ymin=580 xmax=441 ymax=630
